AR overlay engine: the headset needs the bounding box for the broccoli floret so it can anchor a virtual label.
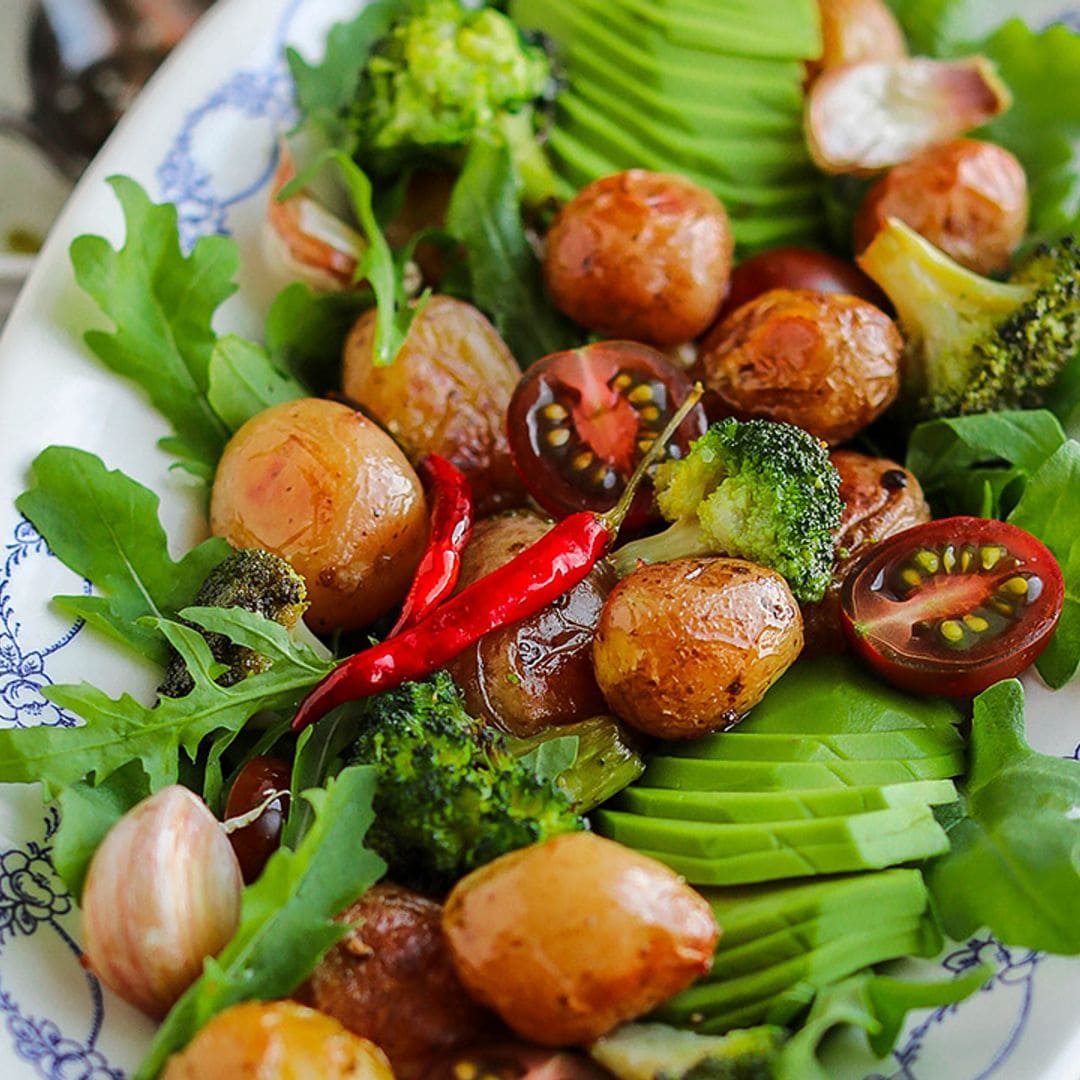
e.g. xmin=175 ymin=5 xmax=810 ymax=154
xmin=350 ymin=0 xmax=570 ymax=205
xmin=158 ymin=549 xmax=308 ymax=698
xmin=857 ymin=217 xmax=1080 ymax=420
xmin=590 ymin=1022 xmax=787 ymax=1080
xmin=349 ymin=671 xmax=583 ymax=892
xmin=610 ymin=419 xmax=842 ymax=604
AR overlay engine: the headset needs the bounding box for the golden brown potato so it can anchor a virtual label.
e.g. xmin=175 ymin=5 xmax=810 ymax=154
xmin=297 ymin=884 xmax=499 ymax=1079
xmin=801 ymin=451 xmax=931 ymax=654
xmin=544 ymin=170 xmax=733 ymax=347
xmin=593 ymin=558 xmax=804 ymax=739
xmin=698 ymin=288 xmax=901 ymax=445
xmin=443 ymin=832 xmax=718 ymax=1046
xmin=161 ymin=1000 xmax=394 ymax=1080
xmin=446 ymin=512 xmax=612 ymax=736
xmin=210 ymin=398 xmax=427 ymax=633
xmin=342 ymin=296 xmax=525 ymax=515
xmin=806 ymin=0 xmax=907 ymax=82
xmin=854 ymin=139 xmax=1028 ymax=275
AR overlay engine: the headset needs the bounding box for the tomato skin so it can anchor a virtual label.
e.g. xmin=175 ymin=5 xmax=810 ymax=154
xmin=714 ymin=247 xmax=888 ymax=326
xmin=506 ymin=341 xmax=706 ymax=526
xmin=839 ymin=517 xmax=1064 ymax=697
xmin=224 ymin=756 xmax=291 ymax=884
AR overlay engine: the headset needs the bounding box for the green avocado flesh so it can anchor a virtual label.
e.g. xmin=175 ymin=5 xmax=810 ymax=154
xmin=640 ymin=752 xmax=965 ymax=791
xmin=510 ymin=0 xmax=825 ymax=251
xmin=661 ymin=729 xmax=960 ymax=762
xmin=614 ymin=781 xmax=957 ymax=822
xmin=654 ymin=916 xmax=942 ymax=1029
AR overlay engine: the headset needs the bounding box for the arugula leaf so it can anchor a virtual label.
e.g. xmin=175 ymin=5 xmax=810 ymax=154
xmin=773 ymin=964 xmax=992 ymax=1079
xmin=206 ymin=335 xmax=306 ymax=432
xmin=925 ymin=679 xmax=1080 ymax=952
xmin=265 ymin=281 xmax=373 ymax=391
xmin=15 ymin=447 xmax=230 ymax=666
xmin=70 ymin=177 xmax=236 ymax=475
xmin=905 ymin=410 xmax=1066 ymax=518
xmin=135 ymin=765 xmax=385 ymax=1080
xmin=446 ymin=137 xmax=579 ymax=367
xmin=0 ymin=610 xmax=332 ymax=797
xmin=52 ymin=761 xmax=149 ymax=899
xmin=286 ymin=0 xmax=405 ymax=147
xmin=1007 ymin=441 xmax=1080 ymax=687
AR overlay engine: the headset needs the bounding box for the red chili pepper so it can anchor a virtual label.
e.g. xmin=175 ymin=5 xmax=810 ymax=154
xmin=291 ymin=387 xmax=703 ymax=733
xmin=387 ymin=454 xmax=474 ymax=638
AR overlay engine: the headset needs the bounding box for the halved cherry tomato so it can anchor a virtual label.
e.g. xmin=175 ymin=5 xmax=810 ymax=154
xmin=506 ymin=341 xmax=706 ymax=526
xmin=714 ymin=246 xmax=888 ymax=325
xmin=840 ymin=516 xmax=1064 ymax=697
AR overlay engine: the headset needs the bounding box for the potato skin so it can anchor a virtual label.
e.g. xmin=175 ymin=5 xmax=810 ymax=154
xmin=593 ymin=558 xmax=804 ymax=739
xmin=297 ymin=884 xmax=499 ymax=1079
xmin=161 ymin=1000 xmax=393 ymax=1080
xmin=443 ymin=832 xmax=718 ymax=1046
xmin=699 ymin=288 xmax=901 ymax=445
xmin=802 ymin=451 xmax=931 ymax=654
xmin=210 ymin=398 xmax=427 ymax=633
xmin=854 ymin=139 xmax=1028 ymax=275
xmin=342 ymin=296 xmax=525 ymax=515
xmin=446 ymin=512 xmax=612 ymax=736
xmin=544 ymin=170 xmax=733 ymax=347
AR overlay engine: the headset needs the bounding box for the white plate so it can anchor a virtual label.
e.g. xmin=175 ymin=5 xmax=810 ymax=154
xmin=0 ymin=1 xmax=1079 ymax=1077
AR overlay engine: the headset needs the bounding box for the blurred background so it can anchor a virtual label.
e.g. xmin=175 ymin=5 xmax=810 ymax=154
xmin=0 ymin=0 xmax=214 ymax=323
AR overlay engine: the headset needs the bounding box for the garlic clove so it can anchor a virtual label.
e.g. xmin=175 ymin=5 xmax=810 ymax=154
xmin=81 ymin=784 xmax=243 ymax=1019
xmin=806 ymin=0 xmax=907 ymax=83
xmin=805 ymin=56 xmax=1012 ymax=176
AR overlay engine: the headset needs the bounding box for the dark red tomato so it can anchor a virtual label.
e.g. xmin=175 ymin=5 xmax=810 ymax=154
xmin=506 ymin=341 xmax=706 ymax=526
xmin=422 ymin=1044 xmax=608 ymax=1080
xmin=840 ymin=517 xmax=1064 ymax=697
xmin=715 ymin=246 xmax=888 ymax=325
xmin=224 ymin=756 xmax=291 ymax=884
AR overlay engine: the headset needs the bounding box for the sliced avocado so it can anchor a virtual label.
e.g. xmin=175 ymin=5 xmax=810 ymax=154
xmin=639 ymin=751 xmax=964 ymax=790
xmin=703 ymin=869 xmax=928 ymax=947
xmin=590 ymin=1021 xmax=786 ymax=1080
xmin=662 ymin=729 xmax=959 ymax=763
xmin=654 ymin=916 xmax=942 ymax=1025
xmin=596 ymin=802 xmax=947 ymax=862
xmin=614 ymin=781 xmax=957 ymax=822
xmin=737 ymin=658 xmax=964 ymax=739
xmin=622 ymin=807 xmax=948 ymax=885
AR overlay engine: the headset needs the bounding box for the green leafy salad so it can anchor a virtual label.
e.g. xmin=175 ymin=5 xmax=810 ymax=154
xmin=3 ymin=0 xmax=1080 ymax=1078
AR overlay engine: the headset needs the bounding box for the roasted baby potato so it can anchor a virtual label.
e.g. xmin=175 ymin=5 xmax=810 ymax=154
xmin=698 ymin=288 xmax=901 ymax=445
xmin=802 ymin=451 xmax=931 ymax=654
xmin=342 ymin=295 xmax=525 ymax=514
xmin=593 ymin=558 xmax=804 ymax=738
xmin=298 ymin=884 xmax=499 ymax=1079
xmin=446 ymin=511 xmax=612 ymax=736
xmin=210 ymin=398 xmax=428 ymax=633
xmin=544 ymin=170 xmax=733 ymax=347
xmin=161 ymin=1000 xmax=393 ymax=1080
xmin=854 ymin=139 xmax=1028 ymax=275
xmin=443 ymin=832 xmax=718 ymax=1046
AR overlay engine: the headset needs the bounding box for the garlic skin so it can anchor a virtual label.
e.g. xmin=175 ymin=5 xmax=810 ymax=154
xmin=81 ymin=784 xmax=243 ymax=1019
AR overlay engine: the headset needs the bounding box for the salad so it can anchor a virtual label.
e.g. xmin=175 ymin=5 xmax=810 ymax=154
xmin=2 ymin=0 xmax=1080 ymax=1077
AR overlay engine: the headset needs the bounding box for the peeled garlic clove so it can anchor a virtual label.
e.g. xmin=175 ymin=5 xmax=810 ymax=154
xmin=805 ymin=56 xmax=1012 ymax=175
xmin=81 ymin=784 xmax=243 ymax=1019
xmin=264 ymin=142 xmax=366 ymax=291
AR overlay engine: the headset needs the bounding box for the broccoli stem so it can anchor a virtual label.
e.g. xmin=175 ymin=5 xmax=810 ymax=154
xmin=495 ymin=110 xmax=575 ymax=207
xmin=610 ymin=516 xmax=716 ymax=579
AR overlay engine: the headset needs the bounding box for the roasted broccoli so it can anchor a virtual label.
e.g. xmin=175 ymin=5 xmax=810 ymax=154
xmin=857 ymin=217 xmax=1080 ymax=420
xmin=590 ymin=1022 xmax=787 ymax=1080
xmin=349 ymin=671 xmax=583 ymax=891
xmin=349 ymin=0 xmax=569 ymax=205
xmin=158 ymin=549 xmax=308 ymax=698
xmin=611 ymin=419 xmax=842 ymax=604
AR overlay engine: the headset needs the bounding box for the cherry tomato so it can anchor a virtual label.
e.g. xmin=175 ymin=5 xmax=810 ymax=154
xmin=224 ymin=756 xmax=291 ymax=884
xmin=840 ymin=517 xmax=1064 ymax=697
xmin=715 ymin=246 xmax=887 ymax=325
xmin=506 ymin=342 xmax=706 ymax=526
xmin=422 ymin=1044 xmax=608 ymax=1080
